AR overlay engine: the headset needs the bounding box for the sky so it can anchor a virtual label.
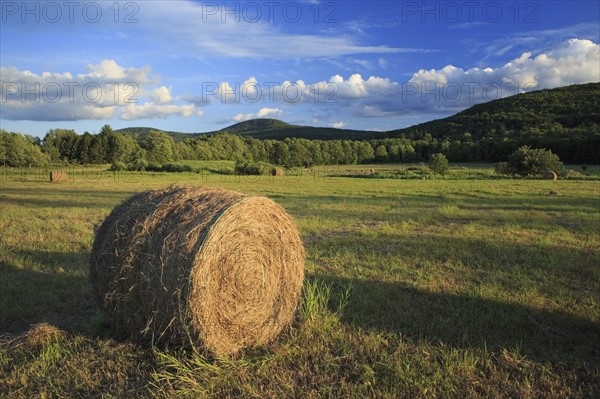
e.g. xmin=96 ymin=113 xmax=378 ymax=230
xmin=1 ymin=0 xmax=599 ymax=137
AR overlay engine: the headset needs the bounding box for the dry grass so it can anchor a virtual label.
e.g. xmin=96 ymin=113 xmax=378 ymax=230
xmin=90 ymin=185 xmax=305 ymax=356
xmin=1 ymin=323 xmax=65 ymax=353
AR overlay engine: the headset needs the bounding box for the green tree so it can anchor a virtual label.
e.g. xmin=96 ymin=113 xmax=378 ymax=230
xmin=139 ymin=130 xmax=175 ymax=164
xmin=76 ymin=132 xmax=94 ymax=164
xmin=0 ymin=130 xmax=48 ymax=167
xmin=108 ymin=133 xmax=139 ymax=164
xmin=429 ymin=153 xmax=449 ymax=175
xmin=355 ymin=141 xmax=374 ymax=163
xmin=503 ymin=146 xmax=564 ymax=176
xmin=374 ymin=145 xmax=388 ymax=162
xmin=269 ymin=141 xmax=290 ymax=166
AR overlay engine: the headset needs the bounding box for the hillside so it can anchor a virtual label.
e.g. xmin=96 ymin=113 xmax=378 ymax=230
xmin=216 ymin=118 xmax=292 ymax=134
xmin=386 ymin=82 xmax=600 ymax=140
xmin=116 ymin=83 xmax=600 ymax=158
xmin=115 ymin=127 xmax=196 ymax=141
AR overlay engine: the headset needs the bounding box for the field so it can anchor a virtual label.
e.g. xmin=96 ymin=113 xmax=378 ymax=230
xmin=1 ymin=165 xmax=599 ymax=398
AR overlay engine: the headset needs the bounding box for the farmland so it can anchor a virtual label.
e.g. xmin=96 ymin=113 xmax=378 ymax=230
xmin=1 ymin=165 xmax=599 ymax=398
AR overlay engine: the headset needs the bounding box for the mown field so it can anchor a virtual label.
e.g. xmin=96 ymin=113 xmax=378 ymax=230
xmin=0 ymin=164 xmax=599 ymax=398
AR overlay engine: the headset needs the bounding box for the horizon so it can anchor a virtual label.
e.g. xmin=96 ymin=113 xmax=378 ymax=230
xmin=1 ymin=1 xmax=599 ymax=138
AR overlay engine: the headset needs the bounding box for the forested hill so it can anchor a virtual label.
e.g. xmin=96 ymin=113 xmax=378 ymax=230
xmin=116 ymin=119 xmax=378 ymax=141
xmin=117 ymin=82 xmax=599 ymax=143
xmin=108 ymin=83 xmax=599 ymax=164
xmin=386 ymin=82 xmax=600 ymax=140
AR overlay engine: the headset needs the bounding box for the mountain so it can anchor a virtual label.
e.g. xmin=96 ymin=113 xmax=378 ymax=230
xmin=215 ymin=118 xmax=292 ymax=134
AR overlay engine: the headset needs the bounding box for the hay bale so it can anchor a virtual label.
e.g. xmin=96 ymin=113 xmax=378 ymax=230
xmin=271 ymin=167 xmax=284 ymax=176
xmin=90 ymin=186 xmax=305 ymax=356
xmin=543 ymin=171 xmax=558 ymax=180
xmin=49 ymin=170 xmax=67 ymax=183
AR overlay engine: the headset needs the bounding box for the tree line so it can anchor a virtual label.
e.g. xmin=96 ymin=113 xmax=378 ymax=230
xmin=1 ymin=124 xmax=596 ymax=169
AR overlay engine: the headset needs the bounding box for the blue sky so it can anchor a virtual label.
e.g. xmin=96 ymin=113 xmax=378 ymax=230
xmin=1 ymin=0 xmax=599 ymax=137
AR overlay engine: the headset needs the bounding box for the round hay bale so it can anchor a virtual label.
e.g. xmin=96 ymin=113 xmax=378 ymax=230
xmin=90 ymin=186 xmax=305 ymax=356
xmin=271 ymin=167 xmax=284 ymax=176
xmin=543 ymin=170 xmax=558 ymax=180
xmin=50 ymin=170 xmax=67 ymax=183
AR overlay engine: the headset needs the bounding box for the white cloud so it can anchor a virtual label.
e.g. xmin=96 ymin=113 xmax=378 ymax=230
xmin=272 ymin=38 xmax=596 ymax=118
xmin=149 ymin=86 xmax=173 ymax=104
xmin=136 ymin=1 xmax=432 ymax=59
xmin=83 ymin=59 xmax=155 ymax=84
xmin=256 ymin=107 xmax=282 ymax=118
xmin=2 ymin=39 xmax=597 ymax=124
xmin=330 ymin=121 xmax=347 ymax=129
xmin=410 ymin=39 xmax=600 ymax=89
xmin=0 ymin=60 xmax=200 ymax=121
xmin=121 ymin=103 xmax=196 ymax=120
xmin=233 ymin=113 xmax=255 ymax=122
xmin=232 ymin=107 xmax=283 ymax=122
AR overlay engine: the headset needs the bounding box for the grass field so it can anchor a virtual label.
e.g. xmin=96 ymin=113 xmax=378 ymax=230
xmin=1 ymin=165 xmax=599 ymax=398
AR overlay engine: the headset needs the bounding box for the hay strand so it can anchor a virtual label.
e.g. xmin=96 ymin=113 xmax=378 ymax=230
xmin=90 ymin=186 xmax=305 ymax=355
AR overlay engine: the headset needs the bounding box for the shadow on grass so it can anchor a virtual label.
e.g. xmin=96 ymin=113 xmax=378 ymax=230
xmin=0 ymin=249 xmax=99 ymax=336
xmin=311 ymin=273 xmax=600 ymax=369
xmin=2 ymin=247 xmax=597 ymax=370
xmin=0 ymin=187 xmax=133 ymax=209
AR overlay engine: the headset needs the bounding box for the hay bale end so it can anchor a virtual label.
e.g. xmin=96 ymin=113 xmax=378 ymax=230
xmin=543 ymin=171 xmax=558 ymax=180
xmin=50 ymin=170 xmax=67 ymax=183
xmin=271 ymin=167 xmax=284 ymax=176
xmin=90 ymin=186 xmax=305 ymax=356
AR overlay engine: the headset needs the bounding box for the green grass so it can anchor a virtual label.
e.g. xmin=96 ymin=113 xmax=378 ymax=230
xmin=1 ymin=165 xmax=599 ymax=398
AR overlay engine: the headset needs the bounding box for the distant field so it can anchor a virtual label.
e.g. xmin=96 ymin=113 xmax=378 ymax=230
xmin=1 ymin=164 xmax=599 ymax=398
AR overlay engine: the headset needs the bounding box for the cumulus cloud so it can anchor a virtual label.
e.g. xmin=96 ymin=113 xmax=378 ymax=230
xmin=232 ymin=107 xmax=283 ymax=122
xmin=0 ymin=60 xmax=200 ymax=121
xmin=2 ymin=39 xmax=597 ymax=123
xmin=149 ymin=86 xmax=173 ymax=104
xmin=232 ymin=112 xmax=255 ymax=122
xmin=263 ymin=38 xmax=597 ymax=118
xmin=186 ymin=39 xmax=598 ymax=124
xmin=256 ymin=107 xmax=282 ymax=118
xmin=211 ymin=73 xmax=397 ymax=106
xmin=83 ymin=59 xmax=156 ymax=84
xmin=409 ymin=39 xmax=599 ymax=98
xmin=330 ymin=121 xmax=347 ymax=129
xmin=121 ymin=103 xmax=197 ymax=120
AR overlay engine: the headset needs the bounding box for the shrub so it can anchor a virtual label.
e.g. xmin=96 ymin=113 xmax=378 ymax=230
xmin=161 ymin=163 xmax=194 ymax=173
xmin=139 ymin=163 xmax=195 ymax=173
xmin=502 ymin=146 xmax=564 ymax=176
xmin=495 ymin=162 xmax=510 ymax=175
xmin=235 ymin=161 xmax=274 ymax=175
xmin=109 ymin=161 xmax=127 ymax=172
xmin=127 ymin=158 xmax=149 ymax=171
xmin=428 ymin=153 xmax=449 ymax=175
